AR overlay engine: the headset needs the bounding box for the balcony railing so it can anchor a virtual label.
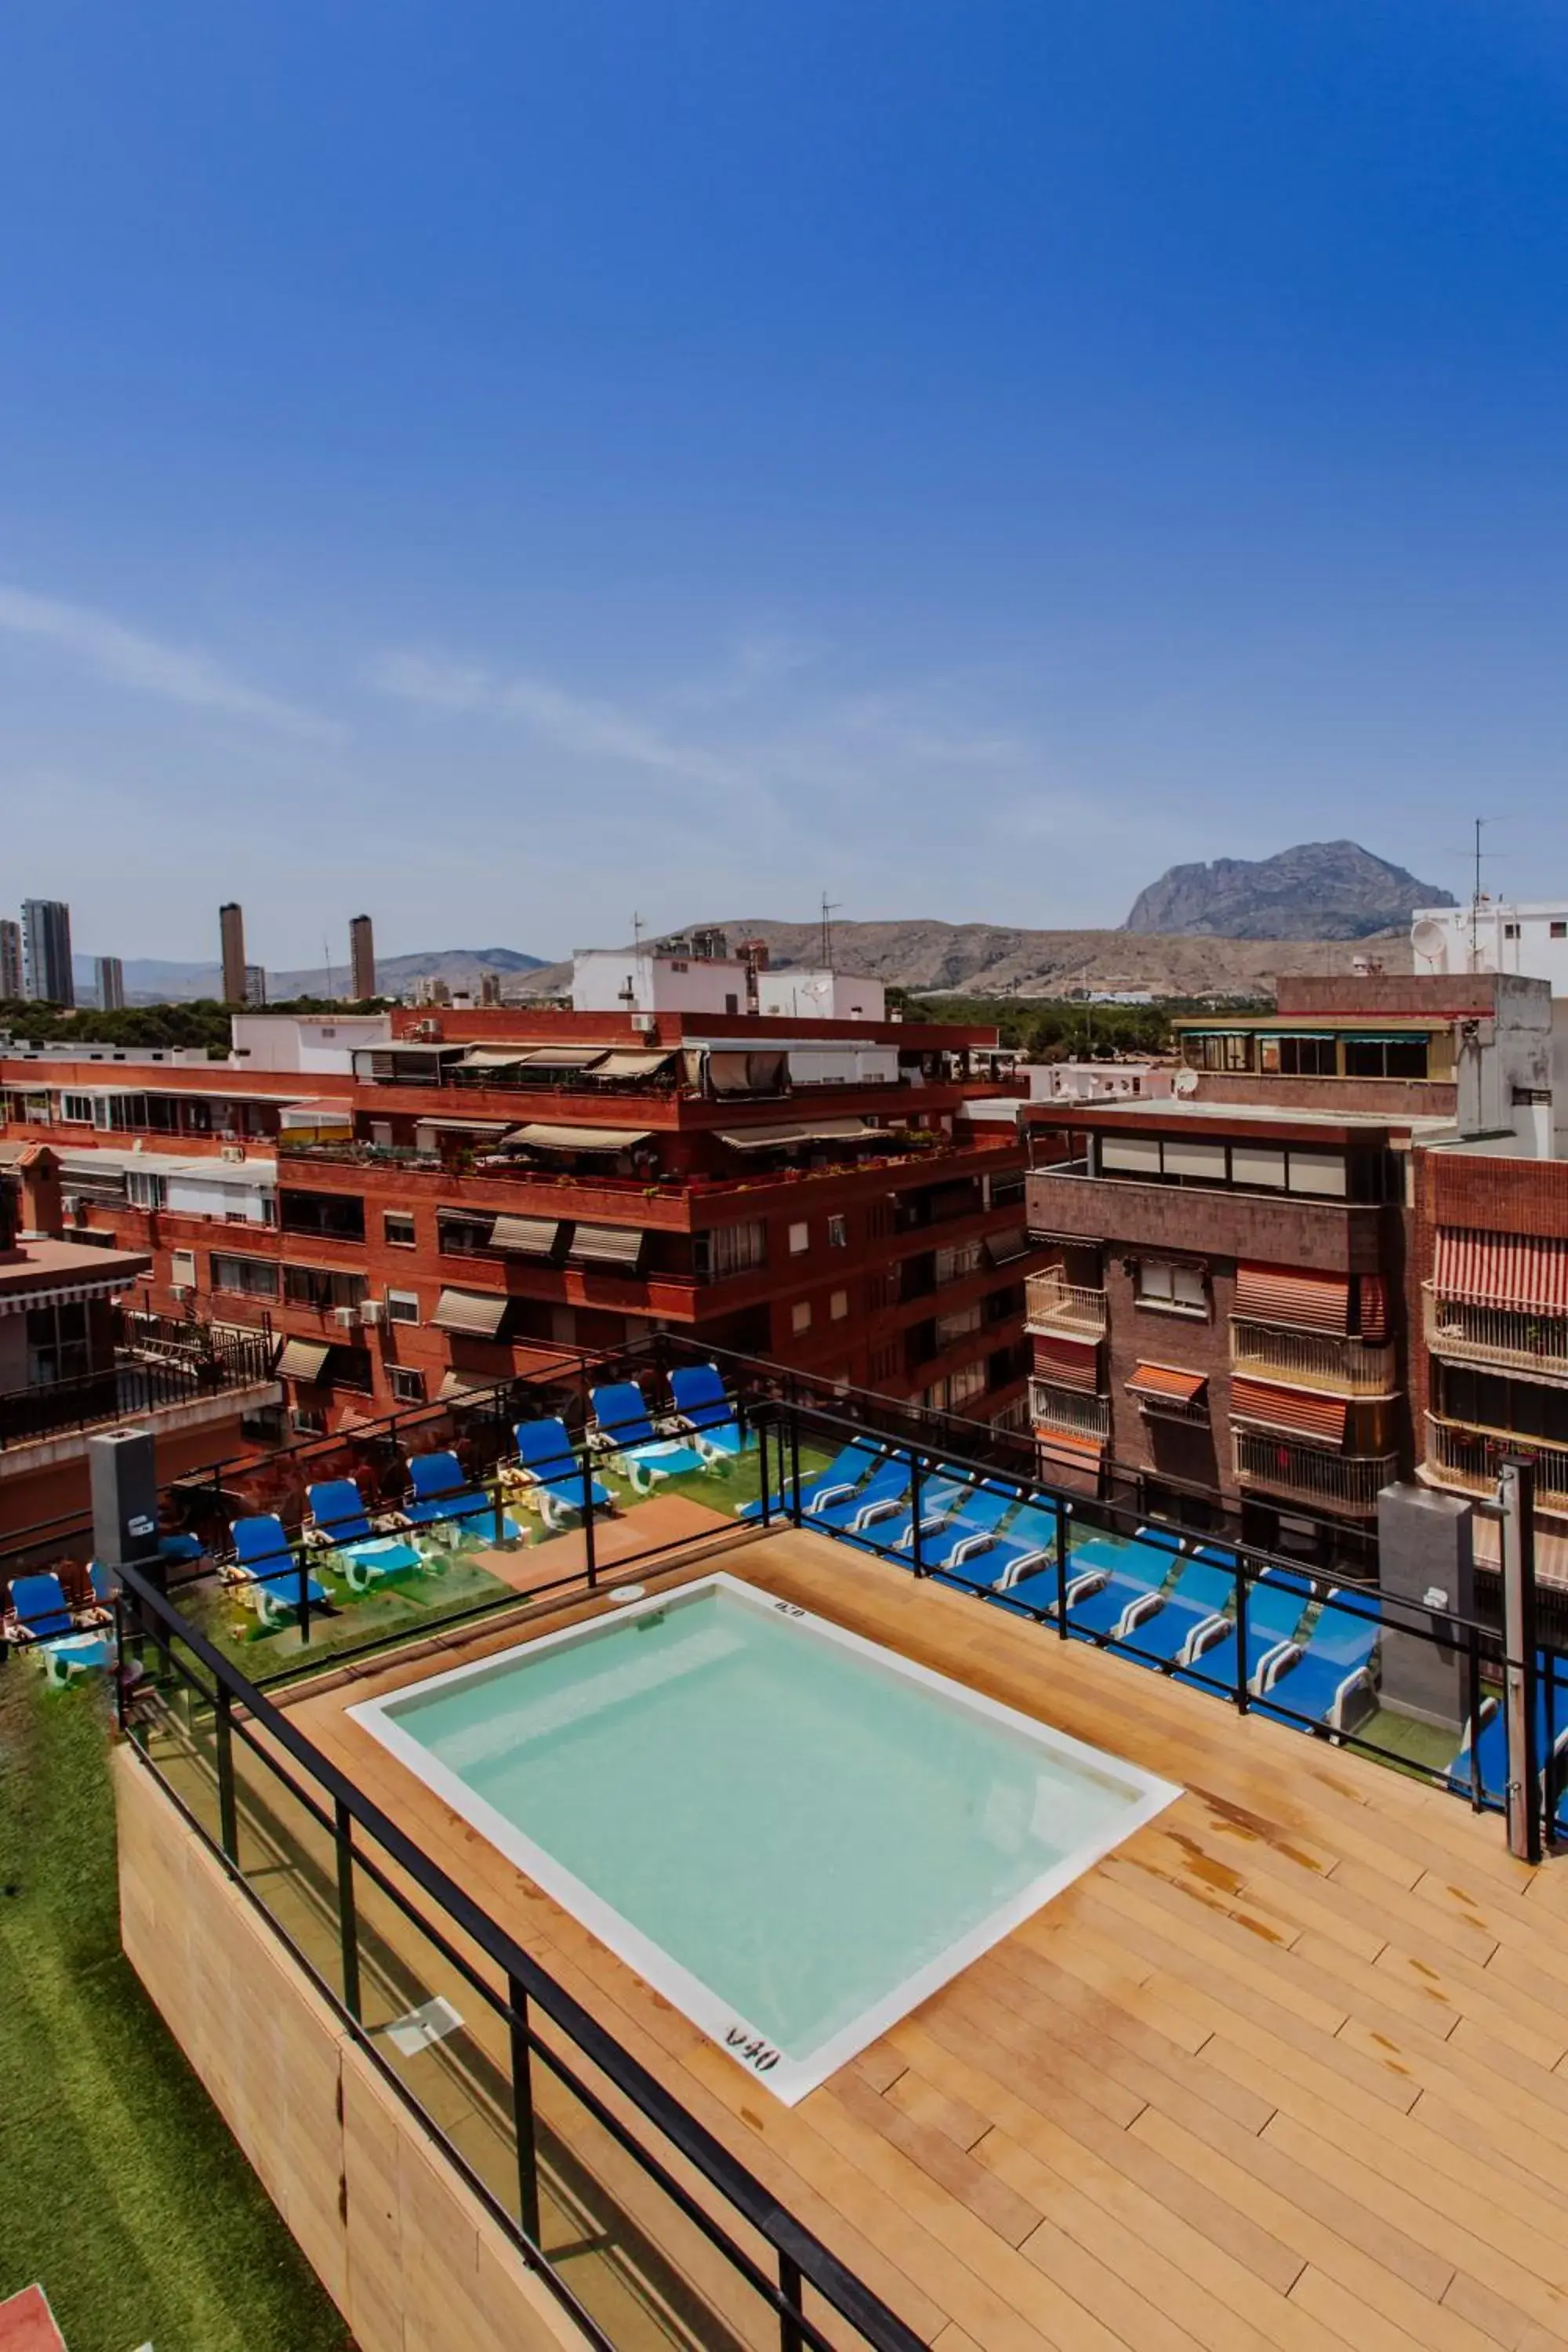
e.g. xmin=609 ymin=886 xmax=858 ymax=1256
xmin=1233 ymin=1428 xmax=1397 ymax=1514
xmin=1028 ymin=1378 xmax=1110 ymax=1439
xmin=1024 ymin=1271 xmax=1107 ymax=1339
xmin=1423 ymin=1286 xmax=1568 ymax=1381
xmin=1423 ymin=1412 xmax=1568 ymax=1511
xmin=0 ymin=1330 xmax=278 ymax=1454
xmin=1229 ymin=1319 xmax=1398 ymax=1396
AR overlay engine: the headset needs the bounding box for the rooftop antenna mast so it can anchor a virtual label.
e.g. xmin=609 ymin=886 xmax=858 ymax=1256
xmin=322 ymin=934 xmax=335 ymax=1002
xmin=820 ymin=891 xmax=840 ymax=971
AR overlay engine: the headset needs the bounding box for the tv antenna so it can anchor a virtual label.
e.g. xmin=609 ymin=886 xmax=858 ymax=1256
xmin=820 ymin=892 xmax=840 ymax=971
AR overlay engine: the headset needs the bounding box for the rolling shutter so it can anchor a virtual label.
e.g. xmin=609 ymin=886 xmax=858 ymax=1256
xmin=1230 ymin=1377 xmax=1347 ymax=1446
xmin=1234 ymin=1261 xmax=1352 ymax=1334
xmin=1031 ymin=1336 xmax=1099 ymax=1392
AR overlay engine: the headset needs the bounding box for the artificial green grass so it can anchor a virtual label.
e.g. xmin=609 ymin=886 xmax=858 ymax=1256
xmin=0 ymin=1664 xmax=354 ymax=2352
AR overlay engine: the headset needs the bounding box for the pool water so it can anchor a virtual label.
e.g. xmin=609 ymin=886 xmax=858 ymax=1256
xmin=351 ymin=1575 xmax=1178 ymax=2100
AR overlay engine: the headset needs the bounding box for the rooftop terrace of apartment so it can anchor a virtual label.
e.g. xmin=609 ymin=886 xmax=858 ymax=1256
xmin=387 ymin=1001 xmax=1004 ymax=1050
xmin=1023 ymin=1095 xmax=1436 ymax=1142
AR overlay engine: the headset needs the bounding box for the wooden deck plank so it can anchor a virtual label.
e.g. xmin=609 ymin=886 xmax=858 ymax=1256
xmin=275 ymin=1523 xmax=1568 ymax=2352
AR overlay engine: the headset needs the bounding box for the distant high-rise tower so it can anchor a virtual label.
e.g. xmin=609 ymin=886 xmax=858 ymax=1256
xmin=480 ymin=972 xmax=502 ymax=1006
xmin=95 ymin=956 xmax=125 ymax=1011
xmin=349 ymin=913 xmax=376 ymax=1000
xmin=244 ymin=964 xmax=267 ymax=1007
xmin=219 ymin=902 xmax=246 ymax=1006
xmin=22 ymin=900 xmax=74 ymax=1006
xmin=0 ymin=919 xmax=22 ymax=1001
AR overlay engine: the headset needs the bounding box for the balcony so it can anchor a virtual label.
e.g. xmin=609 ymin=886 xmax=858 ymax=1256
xmin=1229 ymin=1319 xmax=1398 ymax=1397
xmin=1232 ymin=1428 xmax=1397 ymax=1515
xmin=1028 ymin=1377 xmax=1110 ymax=1440
xmin=1027 ymin=1168 xmax=1382 ymax=1274
xmin=1423 ymin=1286 xmax=1568 ymax=1381
xmin=1423 ymin=1412 xmax=1568 ymax=1512
xmin=1024 ymin=1271 xmax=1108 ymax=1340
xmin=0 ymin=1319 xmax=281 ymax=1469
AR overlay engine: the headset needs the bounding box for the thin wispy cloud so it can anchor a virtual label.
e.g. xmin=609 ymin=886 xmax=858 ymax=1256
xmin=0 ymin=584 xmax=337 ymax=742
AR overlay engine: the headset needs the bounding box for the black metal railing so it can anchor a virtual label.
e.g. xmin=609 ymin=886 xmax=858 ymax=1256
xmin=0 ymin=1338 xmax=277 ymax=1453
xmin=113 ymin=1556 xmax=925 ymax=2352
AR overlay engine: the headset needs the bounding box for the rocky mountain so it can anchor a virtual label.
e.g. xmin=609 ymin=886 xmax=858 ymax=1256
xmin=74 ymin=945 xmax=547 ymax=1006
xmin=516 ymin=917 xmax=1414 ymax=1004
xmin=1123 ymin=841 xmax=1454 ymax=942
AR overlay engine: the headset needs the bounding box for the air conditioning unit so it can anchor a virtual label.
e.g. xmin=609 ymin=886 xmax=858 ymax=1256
xmin=220 ymin=1145 xmax=245 ymax=1163
xmin=170 ymin=1283 xmax=192 ymax=1302
xmin=360 ymin=1299 xmax=386 ymax=1327
xmin=631 ymin=1012 xmax=657 ymax=1034
xmin=332 ymin=1304 xmax=361 ymax=1330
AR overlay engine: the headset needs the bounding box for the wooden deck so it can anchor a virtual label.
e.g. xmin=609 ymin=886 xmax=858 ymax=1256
xmin=285 ymin=1524 xmax=1568 ymax=2352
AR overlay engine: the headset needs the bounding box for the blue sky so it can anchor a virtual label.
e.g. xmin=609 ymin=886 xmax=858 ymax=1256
xmin=2 ymin=2 xmax=1566 ymax=967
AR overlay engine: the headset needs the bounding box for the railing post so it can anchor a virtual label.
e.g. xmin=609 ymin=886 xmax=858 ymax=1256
xmin=1467 ymin=1621 xmax=1483 ymax=1811
xmin=215 ymin=1685 xmax=240 ymax=1864
xmin=757 ymin=1405 xmax=773 ymax=1529
xmin=582 ymin=1435 xmax=598 ymax=1590
xmin=1054 ymin=1492 xmax=1069 ymax=1639
xmin=1235 ymin=1567 xmax=1250 ymax=1714
xmin=508 ymin=1973 xmax=544 ymax=2249
xmin=1500 ymin=1456 xmax=1542 ymax=1864
xmin=777 ymin=2251 xmax=805 ymax=2352
xmin=297 ymin=1541 xmax=311 ymax=1646
xmin=335 ymin=1797 xmax=361 ymax=2020
xmin=909 ymin=1444 xmax=924 ymax=1574
xmin=789 ymin=1410 xmax=803 ymax=1526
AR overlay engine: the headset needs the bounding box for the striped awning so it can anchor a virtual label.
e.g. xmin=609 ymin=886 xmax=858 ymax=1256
xmin=0 ymin=1271 xmax=140 ymax=1316
xmin=1032 ymin=1335 xmax=1099 ymax=1392
xmin=488 ymin=1215 xmax=562 ymax=1258
xmin=1231 ymin=1377 xmax=1347 ymax=1447
xmin=430 ymin=1287 xmax=508 ymax=1338
xmin=1126 ymin=1363 xmax=1207 ymax=1406
xmin=1358 ymin=1274 xmax=1391 ymax=1341
xmin=1234 ymin=1262 xmax=1351 ymax=1334
xmin=1433 ymin=1228 xmax=1568 ymax=1313
xmin=275 ymin=1338 xmax=332 ymax=1382
xmin=1036 ymin=1428 xmax=1105 ymax=1464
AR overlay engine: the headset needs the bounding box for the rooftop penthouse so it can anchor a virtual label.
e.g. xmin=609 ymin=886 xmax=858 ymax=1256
xmin=16 ymin=1334 xmax=1568 ymax=2352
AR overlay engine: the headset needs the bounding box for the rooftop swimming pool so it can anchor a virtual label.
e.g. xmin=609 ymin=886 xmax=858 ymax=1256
xmin=349 ymin=1573 xmax=1179 ymax=2101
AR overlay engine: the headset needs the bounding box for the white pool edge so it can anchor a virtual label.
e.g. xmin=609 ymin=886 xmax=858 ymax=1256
xmin=347 ymin=1571 xmax=1181 ymax=2103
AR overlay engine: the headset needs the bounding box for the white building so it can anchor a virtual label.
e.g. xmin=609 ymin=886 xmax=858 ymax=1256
xmin=1413 ymin=900 xmax=1568 ymax=991
xmin=572 ymin=939 xmax=885 ymax=1022
xmin=228 ymin=1011 xmax=394 ymax=1074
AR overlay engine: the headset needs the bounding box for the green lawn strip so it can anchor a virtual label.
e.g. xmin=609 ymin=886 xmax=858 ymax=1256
xmin=0 ymin=1668 xmax=351 ymax=2352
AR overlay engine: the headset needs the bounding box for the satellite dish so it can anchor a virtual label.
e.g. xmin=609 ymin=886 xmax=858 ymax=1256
xmin=1171 ymin=1068 xmax=1199 ymax=1097
xmin=1411 ymin=918 xmax=1448 ymax=954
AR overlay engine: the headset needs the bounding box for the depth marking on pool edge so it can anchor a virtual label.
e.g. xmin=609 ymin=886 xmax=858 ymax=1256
xmin=724 ymin=2025 xmax=782 ymax=2074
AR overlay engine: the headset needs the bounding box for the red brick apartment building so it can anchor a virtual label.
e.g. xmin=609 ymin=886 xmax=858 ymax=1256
xmin=1021 ymin=970 xmax=1561 ymax=1567
xmin=0 ymin=1004 xmax=1042 ymax=1506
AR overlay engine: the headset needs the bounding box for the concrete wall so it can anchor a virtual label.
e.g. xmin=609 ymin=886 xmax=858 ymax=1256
xmin=114 ymin=1747 xmax=588 ymax=2352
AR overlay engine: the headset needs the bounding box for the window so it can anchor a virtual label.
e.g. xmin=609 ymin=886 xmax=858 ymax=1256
xmin=935 ymin=1237 xmax=985 ymax=1283
xmin=210 ymin=1254 xmax=279 ymax=1298
xmin=1136 ymin=1258 xmax=1207 ymax=1314
xmin=1504 ymin=923 xmax=1521 ymax=941
xmin=828 ymin=1214 xmax=848 ymax=1248
xmin=936 ymin=1301 xmax=982 ymax=1347
xmin=282 ymin=1264 xmax=368 ymax=1311
xmin=1230 ymin=1144 xmax=1287 ymax=1190
xmin=1182 ymin=1033 xmax=1252 ymax=1073
xmin=26 ymin=1300 xmax=91 ymax=1385
xmin=949 ymin=1361 xmax=986 ymax=1409
xmin=60 ymin=1092 xmax=93 ymax=1123
xmin=1343 ymin=1036 xmax=1429 ymax=1081
xmin=1553 ymin=922 xmax=1567 ymax=941
xmin=290 ymin=1405 xmax=327 ymax=1436
xmin=170 ymin=1247 xmax=197 ymax=1289
xmin=869 ymin=1340 xmax=899 ymax=1384
xmin=789 ymin=1221 xmax=809 ymax=1254
xmin=791 ymin=1299 xmax=812 ymax=1334
xmin=387 ymin=1289 xmax=420 ymax=1325
xmin=1258 ymin=1034 xmax=1336 ymax=1077
xmin=695 ymin=1218 xmax=766 ymax=1279
xmin=125 ymin=1170 xmax=167 ymax=1210
xmin=830 ymin=1288 xmax=849 ymax=1321
xmin=390 ymin=1366 xmax=425 ymax=1404
xmin=437 ymin=1208 xmax=495 ymax=1256
xmin=279 ymin=1189 xmax=366 ymax=1241
xmin=384 ymin=1210 xmax=416 ymax=1247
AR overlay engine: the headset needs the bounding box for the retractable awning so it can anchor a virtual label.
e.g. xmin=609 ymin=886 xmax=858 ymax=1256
xmin=430 ymin=1287 xmax=508 ymax=1338
xmin=412 ymin=1115 xmax=513 ymax=1133
xmin=1230 ymin=1377 xmax=1347 ymax=1446
xmin=1433 ymin=1229 xmax=1568 ymax=1313
xmin=1126 ymin=1363 xmax=1207 ymax=1406
xmin=515 ymin=1047 xmax=611 ymax=1070
xmin=488 ymin=1215 xmax=562 ymax=1258
xmin=568 ymin=1224 xmax=645 ymax=1270
xmin=1234 ymin=1262 xmax=1351 ymax=1334
xmin=1036 ymin=1428 xmax=1105 ymax=1463
xmin=986 ymin=1229 xmax=1032 ymax=1266
xmin=503 ymin=1123 xmax=652 ymax=1153
xmin=275 ymin=1338 xmax=332 ymax=1382
xmin=1032 ymin=1336 xmax=1099 ymax=1392
xmin=586 ymin=1049 xmax=676 ymax=1080
xmin=459 ymin=1047 xmax=539 ymax=1071
xmin=717 ymin=1117 xmax=877 ymax=1151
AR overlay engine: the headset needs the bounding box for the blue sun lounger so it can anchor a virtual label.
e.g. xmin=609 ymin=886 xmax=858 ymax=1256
xmin=1447 ymin=1651 xmax=1568 ymax=1804
xmin=1117 ymin=1556 xmax=1240 ymax=1670
xmin=811 ymin=1454 xmax=914 ymax=1538
xmin=591 ymin=1382 xmax=712 ymax=1490
xmin=952 ymin=1499 xmax=1061 ymax=1595
xmin=515 ymin=1418 xmax=612 ymax=1525
xmin=305 ymin=1482 xmax=424 ymax=1588
xmin=229 ymin=1515 xmax=328 ymax=1624
xmin=1172 ymin=1566 xmax=1313 ymax=1698
xmin=1254 ymin=1587 xmax=1381 ymax=1732
xmin=735 ymin=1439 xmax=885 ymax=1523
xmin=1048 ymin=1534 xmax=1178 ymax=1645
xmin=8 ymin=1571 xmax=76 ymax=1643
xmin=670 ymin=1363 xmax=750 ymax=1456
